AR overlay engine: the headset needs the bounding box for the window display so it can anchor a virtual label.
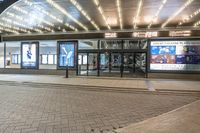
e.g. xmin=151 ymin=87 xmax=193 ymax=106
xmin=150 ymin=40 xmax=200 ymax=71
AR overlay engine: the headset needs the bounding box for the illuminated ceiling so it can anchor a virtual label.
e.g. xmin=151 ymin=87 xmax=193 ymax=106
xmin=0 ymin=0 xmax=200 ymax=35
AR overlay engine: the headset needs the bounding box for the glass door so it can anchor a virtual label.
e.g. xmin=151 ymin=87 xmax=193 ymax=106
xmin=111 ymin=53 xmax=121 ymax=76
xmin=123 ymin=53 xmax=135 ymax=77
xmin=78 ymin=53 xmax=87 ymax=75
xmin=135 ymin=53 xmax=147 ymax=78
xmin=100 ymin=52 xmax=110 ymax=76
xmin=88 ymin=53 xmax=98 ymax=76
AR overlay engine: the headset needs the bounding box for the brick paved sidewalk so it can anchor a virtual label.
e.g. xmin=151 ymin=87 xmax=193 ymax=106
xmin=0 ymin=74 xmax=200 ymax=92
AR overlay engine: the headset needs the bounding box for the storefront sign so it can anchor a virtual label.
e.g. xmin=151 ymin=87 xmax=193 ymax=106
xmin=105 ymin=32 xmax=117 ymax=38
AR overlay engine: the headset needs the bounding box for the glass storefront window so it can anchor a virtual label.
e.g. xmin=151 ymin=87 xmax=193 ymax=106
xmin=79 ymin=40 xmax=98 ymax=49
xmin=0 ymin=43 xmax=4 ymax=68
xmin=39 ymin=40 xmax=57 ymax=69
xmin=100 ymin=40 xmax=122 ymax=49
xmin=124 ymin=40 xmax=140 ymax=49
xmin=6 ymin=42 xmax=21 ymax=68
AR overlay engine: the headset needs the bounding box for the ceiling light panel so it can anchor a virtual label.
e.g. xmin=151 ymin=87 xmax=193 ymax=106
xmin=23 ymin=0 xmax=77 ymax=31
xmin=193 ymin=20 xmax=200 ymax=27
xmin=133 ymin=0 xmax=143 ymax=29
xmin=148 ymin=0 xmax=168 ymax=29
xmin=0 ymin=26 xmax=19 ymax=34
xmin=12 ymin=6 xmax=52 ymax=32
xmin=93 ymin=0 xmax=111 ymax=30
xmin=161 ymin=0 xmax=194 ymax=28
xmin=70 ymin=0 xmax=100 ymax=30
xmin=0 ymin=22 xmax=20 ymax=34
xmin=46 ymin=0 xmax=88 ymax=31
xmin=1 ymin=17 xmax=30 ymax=33
xmin=6 ymin=11 xmax=43 ymax=33
xmin=178 ymin=8 xmax=200 ymax=26
xmin=116 ymin=0 xmax=123 ymax=29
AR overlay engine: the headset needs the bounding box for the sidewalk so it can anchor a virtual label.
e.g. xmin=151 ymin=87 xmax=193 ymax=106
xmin=113 ymin=100 xmax=200 ymax=133
xmin=0 ymin=74 xmax=199 ymax=92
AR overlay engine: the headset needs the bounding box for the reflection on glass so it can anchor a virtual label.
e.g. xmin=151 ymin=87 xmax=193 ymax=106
xmin=111 ymin=53 xmax=121 ymax=73
xmin=88 ymin=53 xmax=97 ymax=76
xmin=78 ymin=53 xmax=87 ymax=75
xmin=100 ymin=40 xmax=122 ymax=49
xmin=100 ymin=53 xmax=109 ymax=75
xmin=79 ymin=40 xmax=98 ymax=49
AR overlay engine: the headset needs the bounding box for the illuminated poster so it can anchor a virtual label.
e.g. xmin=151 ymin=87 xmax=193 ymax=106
xmin=150 ymin=41 xmax=200 ymax=71
xmin=59 ymin=42 xmax=75 ymax=67
xmin=21 ymin=42 xmax=38 ymax=69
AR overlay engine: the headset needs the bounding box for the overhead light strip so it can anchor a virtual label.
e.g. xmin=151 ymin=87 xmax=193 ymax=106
xmin=23 ymin=0 xmax=77 ymax=31
xmin=0 ymin=23 xmax=20 ymax=34
xmin=6 ymin=11 xmax=43 ymax=33
xmin=161 ymin=0 xmax=194 ymax=28
xmin=116 ymin=0 xmax=123 ymax=29
xmin=178 ymin=8 xmax=200 ymax=26
xmin=133 ymin=0 xmax=143 ymax=29
xmin=1 ymin=17 xmax=30 ymax=33
xmin=148 ymin=0 xmax=167 ymax=29
xmin=13 ymin=5 xmax=54 ymax=27
xmin=193 ymin=20 xmax=200 ymax=27
xmin=93 ymin=0 xmax=111 ymax=30
xmin=12 ymin=6 xmax=52 ymax=32
xmin=70 ymin=0 xmax=100 ymax=30
xmin=46 ymin=0 xmax=88 ymax=31
xmin=24 ymin=0 xmax=62 ymax=23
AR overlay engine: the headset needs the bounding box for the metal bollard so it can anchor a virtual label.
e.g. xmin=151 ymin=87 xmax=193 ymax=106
xmin=66 ymin=65 xmax=69 ymax=78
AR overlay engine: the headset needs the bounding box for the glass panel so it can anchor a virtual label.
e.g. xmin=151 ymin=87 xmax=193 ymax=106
xmin=79 ymin=40 xmax=98 ymax=49
xmin=78 ymin=53 xmax=87 ymax=75
xmin=39 ymin=40 xmax=57 ymax=69
xmin=100 ymin=40 xmax=122 ymax=49
xmin=41 ymin=55 xmax=48 ymax=64
xmin=123 ymin=53 xmax=134 ymax=76
xmin=135 ymin=53 xmax=146 ymax=76
xmin=48 ymin=55 xmax=54 ymax=64
xmin=0 ymin=43 xmax=4 ymax=68
xmin=100 ymin=53 xmax=109 ymax=75
xmin=6 ymin=42 xmax=20 ymax=68
xmin=88 ymin=53 xmax=98 ymax=76
xmin=111 ymin=53 xmax=121 ymax=74
xmin=124 ymin=40 xmax=140 ymax=49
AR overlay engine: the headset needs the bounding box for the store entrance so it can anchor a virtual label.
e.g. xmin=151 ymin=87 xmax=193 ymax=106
xmin=123 ymin=53 xmax=147 ymax=78
xmin=100 ymin=52 xmax=122 ymax=76
xmin=78 ymin=52 xmax=147 ymax=78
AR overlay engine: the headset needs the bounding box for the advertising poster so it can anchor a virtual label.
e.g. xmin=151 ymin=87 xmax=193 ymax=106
xmin=150 ymin=41 xmax=200 ymax=71
xmin=21 ymin=42 xmax=38 ymax=69
xmin=59 ymin=42 xmax=75 ymax=67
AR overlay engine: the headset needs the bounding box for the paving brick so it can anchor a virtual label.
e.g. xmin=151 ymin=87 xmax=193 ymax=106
xmin=0 ymin=83 xmax=199 ymax=133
